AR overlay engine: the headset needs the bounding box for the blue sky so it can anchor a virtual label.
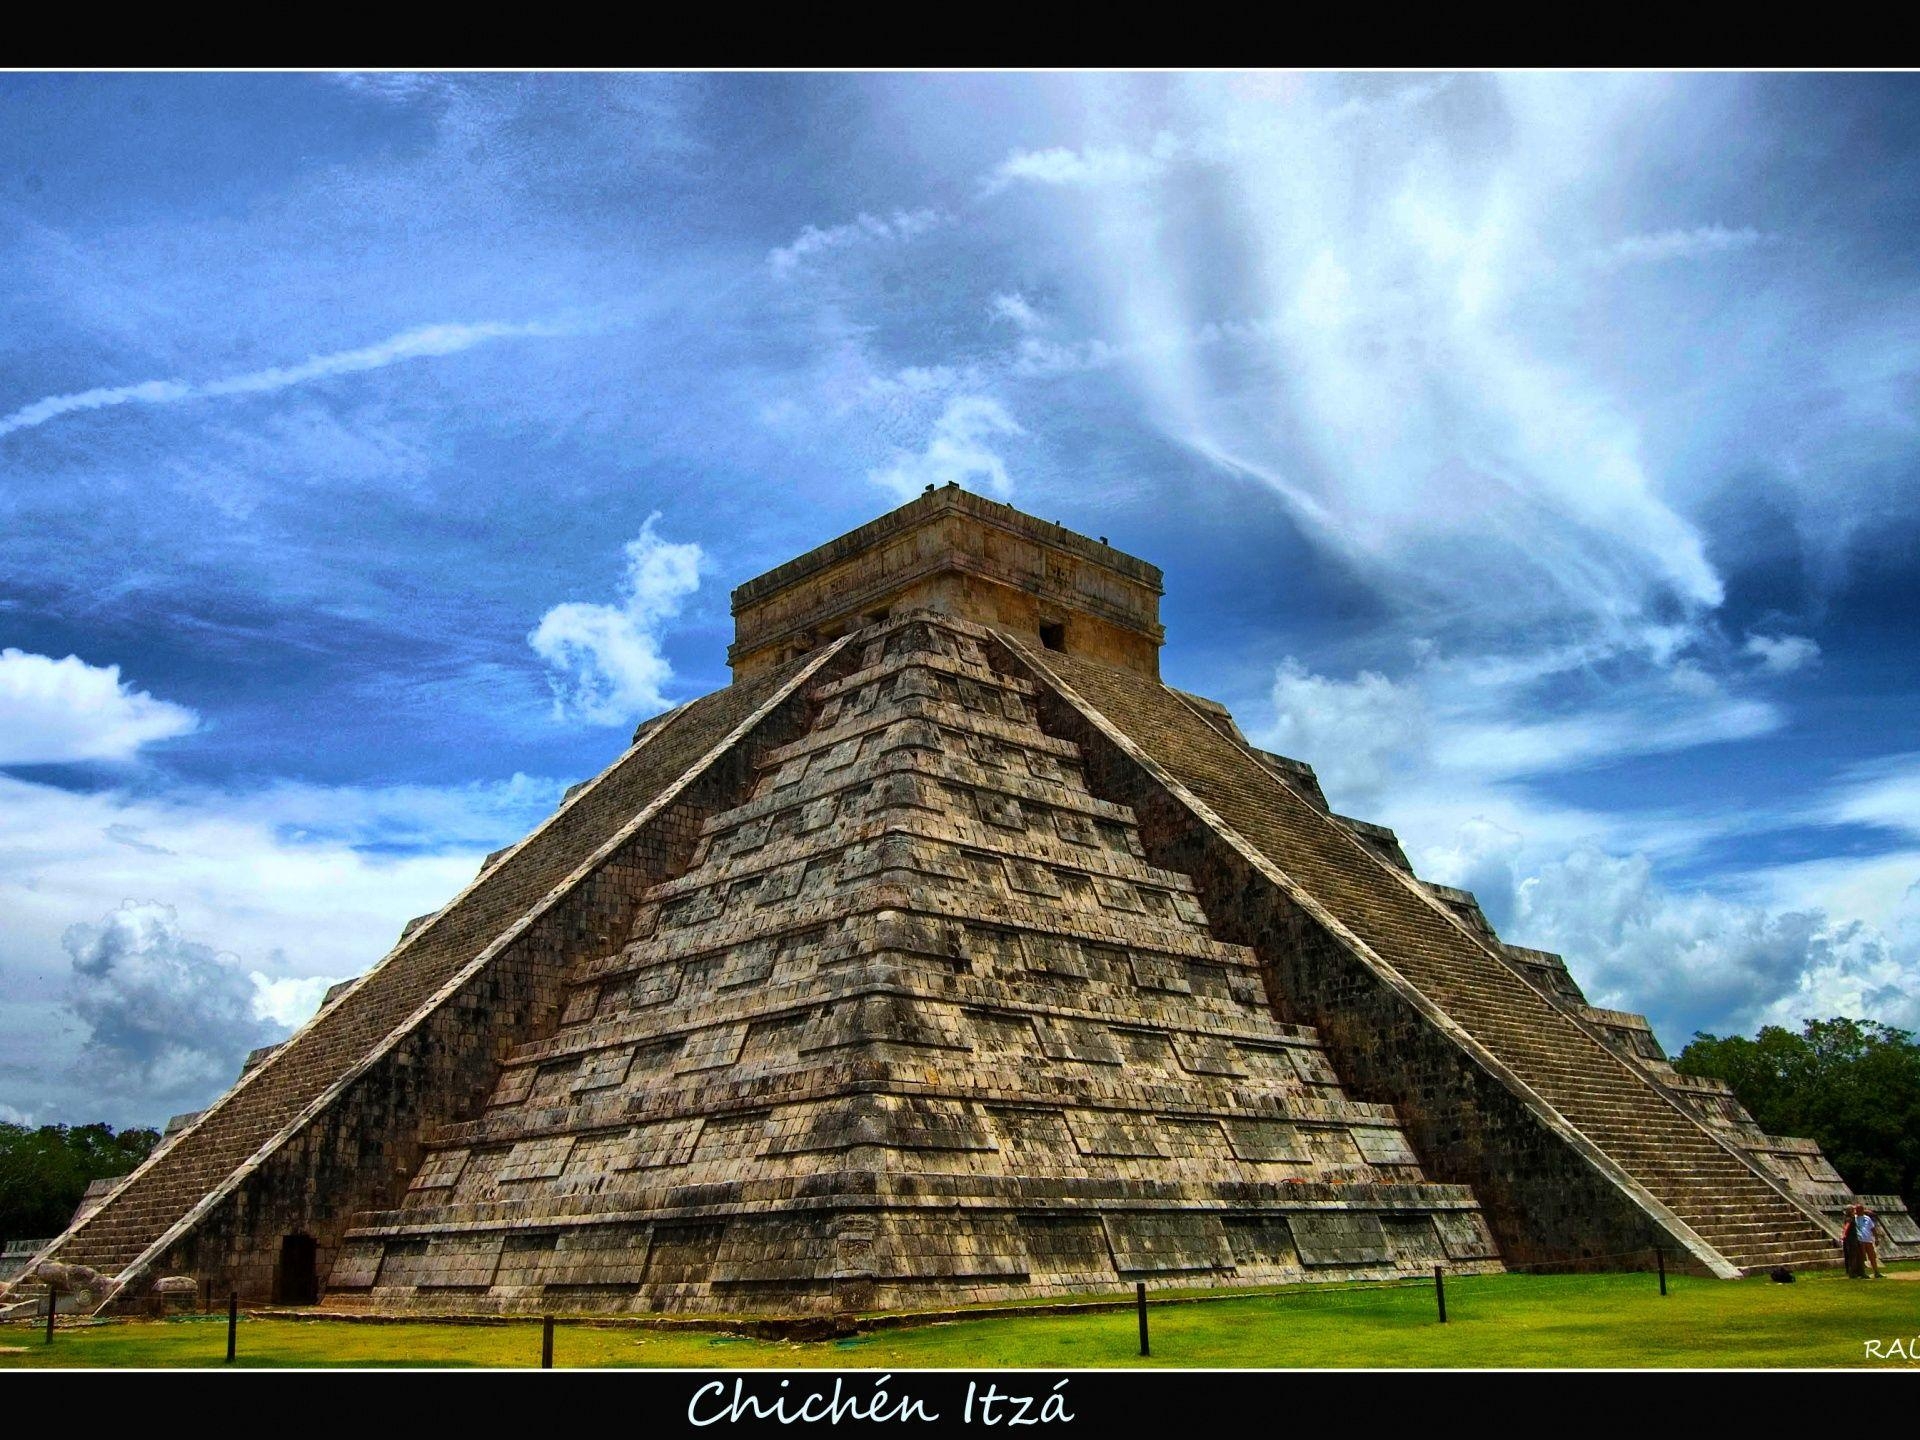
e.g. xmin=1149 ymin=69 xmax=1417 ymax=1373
xmin=3 ymin=71 xmax=1917 ymax=1130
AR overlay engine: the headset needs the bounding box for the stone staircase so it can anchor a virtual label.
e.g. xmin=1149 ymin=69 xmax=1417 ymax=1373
xmin=1023 ymin=643 xmax=1838 ymax=1274
xmin=28 ymin=659 xmax=813 ymax=1296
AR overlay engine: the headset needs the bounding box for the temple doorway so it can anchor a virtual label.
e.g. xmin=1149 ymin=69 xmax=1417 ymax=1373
xmin=273 ymin=1232 xmax=319 ymax=1305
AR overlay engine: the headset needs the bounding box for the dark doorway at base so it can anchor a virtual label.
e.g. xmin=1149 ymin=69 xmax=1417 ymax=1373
xmin=274 ymin=1233 xmax=319 ymax=1305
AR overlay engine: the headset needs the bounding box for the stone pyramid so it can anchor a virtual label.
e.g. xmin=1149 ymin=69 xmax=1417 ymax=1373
xmin=29 ymin=485 xmax=1893 ymax=1318
xmin=321 ymin=615 xmax=1493 ymax=1313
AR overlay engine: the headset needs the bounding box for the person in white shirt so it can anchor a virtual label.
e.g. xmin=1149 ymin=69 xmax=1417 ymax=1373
xmin=1848 ymin=1203 xmax=1884 ymax=1278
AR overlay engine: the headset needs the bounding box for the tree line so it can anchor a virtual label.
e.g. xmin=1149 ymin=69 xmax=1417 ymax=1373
xmin=1676 ymin=1015 xmax=1919 ymax=1207
xmin=0 ymin=1122 xmax=159 ymax=1247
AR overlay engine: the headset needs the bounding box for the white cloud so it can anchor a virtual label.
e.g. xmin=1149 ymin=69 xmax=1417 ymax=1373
xmin=868 ymin=396 xmax=1025 ymax=501
xmin=1273 ymin=688 xmax=1919 ymax=1048
xmin=0 ymin=768 xmax=561 ymax=1125
xmin=248 ymin=972 xmax=343 ymax=1030
xmin=1430 ymin=693 xmax=1781 ymax=781
xmin=1597 ymin=225 xmax=1773 ymax=268
xmin=1260 ymin=659 xmax=1428 ymax=808
xmin=1256 ymin=649 xmax=1780 ymax=811
xmin=326 ymin=72 xmax=455 ymax=105
xmin=1014 ymin=74 xmax=1732 ymax=670
xmin=1242 ymin=650 xmax=1920 ymax=1047
xmin=0 ymin=320 xmax=576 ymax=440
xmin=1667 ymin=659 xmax=1722 ymax=699
xmin=1741 ymin=852 xmax=1920 ymax=948
xmin=1815 ymin=754 xmax=1920 ymax=841
xmin=1000 ymin=315 xmax=1277 ymax=381
xmin=1384 ymin=725 xmax=1920 ymax=1048
xmin=988 ymin=293 xmax=1045 ymax=330
xmin=1756 ymin=911 xmax=1920 ymax=1033
xmin=1742 ymin=632 xmax=1821 ymax=674
xmin=0 ymin=649 xmax=199 ymax=765
xmin=1406 ymin=813 xmax=1530 ymax=923
xmin=981 ymin=80 xmax=1453 ymax=198
xmin=768 ymin=209 xmax=946 ymax=279
xmin=1514 ymin=846 xmax=1920 ymax=1039
xmin=228 ymin=772 xmax=566 ymax=852
xmin=859 ymin=363 xmax=986 ymax=406
xmin=63 ymin=900 xmax=282 ymax=1107
xmin=1009 ymin=335 xmax=1129 ymax=378
xmin=528 ymin=512 xmax=703 ymax=725
xmin=982 ymin=136 xmax=1182 ymax=195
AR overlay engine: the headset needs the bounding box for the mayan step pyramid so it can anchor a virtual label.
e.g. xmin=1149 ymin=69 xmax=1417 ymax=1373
xmin=322 ymin=614 xmax=1500 ymax=1313
xmin=27 ymin=484 xmax=1871 ymax=1317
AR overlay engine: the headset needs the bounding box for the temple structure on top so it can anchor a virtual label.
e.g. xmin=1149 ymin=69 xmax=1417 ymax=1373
xmin=16 ymin=483 xmax=1911 ymax=1318
xmin=729 ymin=486 xmax=1166 ymax=680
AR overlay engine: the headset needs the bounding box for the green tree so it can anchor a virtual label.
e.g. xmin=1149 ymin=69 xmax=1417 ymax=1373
xmin=0 ymin=1122 xmax=160 ymax=1247
xmin=1676 ymin=1016 xmax=1920 ymax=1207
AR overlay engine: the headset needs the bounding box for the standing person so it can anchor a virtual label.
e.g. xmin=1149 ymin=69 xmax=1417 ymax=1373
xmin=1852 ymin=1203 xmax=1884 ymax=1278
xmin=1842 ymin=1205 xmax=1866 ymax=1278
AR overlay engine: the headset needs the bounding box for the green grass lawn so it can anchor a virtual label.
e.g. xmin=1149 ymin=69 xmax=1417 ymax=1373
xmin=4 ymin=1266 xmax=1915 ymax=1369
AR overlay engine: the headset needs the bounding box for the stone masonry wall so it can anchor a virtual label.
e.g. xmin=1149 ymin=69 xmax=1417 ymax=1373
xmin=330 ymin=616 xmax=1496 ymax=1316
xmin=1019 ymin=657 xmax=1697 ymax=1273
xmin=96 ymin=651 xmax=841 ymax=1309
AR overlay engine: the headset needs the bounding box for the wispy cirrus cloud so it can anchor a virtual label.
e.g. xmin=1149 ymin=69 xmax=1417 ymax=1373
xmin=768 ymin=209 xmax=947 ymax=279
xmin=1817 ymin=752 xmax=1920 ymax=840
xmin=1594 ymin=224 xmax=1775 ymax=269
xmin=1258 ymin=649 xmax=1782 ymax=816
xmin=324 ymin=71 xmax=457 ymax=105
xmin=1088 ymin=75 xmax=1727 ymax=647
xmin=980 ymin=135 xmax=1183 ymax=195
xmin=0 ymin=319 xmax=579 ymax=441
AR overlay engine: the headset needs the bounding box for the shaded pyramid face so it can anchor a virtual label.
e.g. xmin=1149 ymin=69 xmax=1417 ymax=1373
xmin=331 ymin=616 xmax=1496 ymax=1314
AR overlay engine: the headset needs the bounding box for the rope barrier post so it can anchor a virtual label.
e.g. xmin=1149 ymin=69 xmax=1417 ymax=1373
xmin=1136 ymin=1282 xmax=1149 ymax=1357
xmin=541 ymin=1314 xmax=555 ymax=1369
xmin=1433 ymin=1264 xmax=1447 ymax=1324
xmin=1656 ymin=1245 xmax=1667 ymax=1296
xmin=226 ymin=1291 xmax=237 ymax=1364
xmin=45 ymin=1288 xmax=56 ymax=1344
xmin=203 ymin=1276 xmax=211 ymax=1315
